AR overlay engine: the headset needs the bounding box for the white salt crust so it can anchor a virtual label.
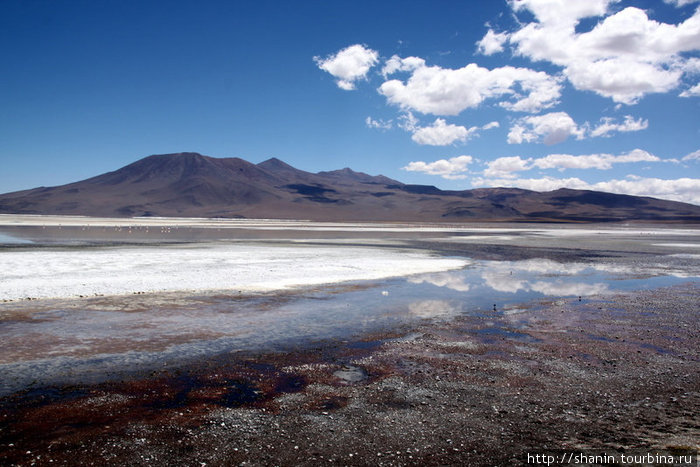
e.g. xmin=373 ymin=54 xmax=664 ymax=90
xmin=0 ymin=243 xmax=467 ymax=301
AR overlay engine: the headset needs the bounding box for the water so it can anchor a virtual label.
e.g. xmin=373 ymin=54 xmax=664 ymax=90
xmin=0 ymin=256 xmax=696 ymax=396
xmin=1 ymin=220 xmax=698 ymax=395
xmin=0 ymin=233 xmax=33 ymax=245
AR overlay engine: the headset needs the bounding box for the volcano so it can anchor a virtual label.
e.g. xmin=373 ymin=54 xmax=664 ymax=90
xmin=1 ymin=152 xmax=698 ymax=222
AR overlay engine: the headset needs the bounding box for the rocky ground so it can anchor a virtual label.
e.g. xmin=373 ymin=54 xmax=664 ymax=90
xmin=0 ymin=282 xmax=697 ymax=466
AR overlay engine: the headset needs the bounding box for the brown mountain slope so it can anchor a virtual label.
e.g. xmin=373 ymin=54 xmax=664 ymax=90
xmin=0 ymin=152 xmax=698 ymax=222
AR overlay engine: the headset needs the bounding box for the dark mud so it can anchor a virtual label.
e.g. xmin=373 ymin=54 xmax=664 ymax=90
xmin=0 ymin=283 xmax=697 ymax=466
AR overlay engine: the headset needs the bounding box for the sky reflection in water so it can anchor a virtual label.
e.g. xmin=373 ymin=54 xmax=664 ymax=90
xmin=0 ymin=257 xmax=695 ymax=395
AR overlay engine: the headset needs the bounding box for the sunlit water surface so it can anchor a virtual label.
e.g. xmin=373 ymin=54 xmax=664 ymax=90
xmin=1 ymin=221 xmax=698 ymax=396
xmin=0 ymin=256 xmax=696 ymax=396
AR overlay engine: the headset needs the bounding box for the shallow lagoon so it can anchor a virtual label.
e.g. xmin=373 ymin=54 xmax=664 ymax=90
xmin=0 ymin=217 xmax=698 ymax=396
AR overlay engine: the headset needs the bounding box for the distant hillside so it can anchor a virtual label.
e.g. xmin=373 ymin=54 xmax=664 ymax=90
xmin=1 ymin=152 xmax=699 ymax=222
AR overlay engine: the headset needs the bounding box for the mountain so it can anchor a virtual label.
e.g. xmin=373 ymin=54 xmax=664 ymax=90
xmin=1 ymin=152 xmax=699 ymax=222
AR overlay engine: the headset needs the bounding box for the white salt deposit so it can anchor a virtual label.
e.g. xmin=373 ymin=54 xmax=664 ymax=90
xmin=0 ymin=243 xmax=467 ymax=301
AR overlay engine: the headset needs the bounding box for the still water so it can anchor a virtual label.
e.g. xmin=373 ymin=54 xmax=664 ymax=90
xmin=0 ymin=255 xmax=695 ymax=396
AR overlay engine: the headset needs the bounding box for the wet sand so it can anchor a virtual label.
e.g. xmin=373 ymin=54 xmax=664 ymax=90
xmin=0 ymin=219 xmax=698 ymax=466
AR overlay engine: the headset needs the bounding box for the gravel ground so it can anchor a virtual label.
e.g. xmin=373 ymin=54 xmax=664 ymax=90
xmin=0 ymin=282 xmax=697 ymax=466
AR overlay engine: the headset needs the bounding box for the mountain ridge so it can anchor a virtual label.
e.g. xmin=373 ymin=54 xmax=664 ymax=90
xmin=1 ymin=152 xmax=698 ymax=222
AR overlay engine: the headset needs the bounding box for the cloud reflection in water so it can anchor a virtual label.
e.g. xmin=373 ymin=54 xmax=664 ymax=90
xmin=412 ymin=259 xmax=611 ymax=297
xmin=408 ymin=271 xmax=472 ymax=291
xmin=408 ymin=300 xmax=462 ymax=319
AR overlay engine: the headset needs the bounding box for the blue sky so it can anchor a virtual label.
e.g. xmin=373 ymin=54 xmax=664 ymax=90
xmin=1 ymin=0 xmax=699 ymax=204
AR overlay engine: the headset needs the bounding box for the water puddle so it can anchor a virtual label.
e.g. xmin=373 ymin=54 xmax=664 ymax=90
xmin=0 ymin=257 xmax=697 ymax=396
xmin=472 ymin=327 xmax=540 ymax=344
xmin=0 ymin=232 xmax=34 ymax=245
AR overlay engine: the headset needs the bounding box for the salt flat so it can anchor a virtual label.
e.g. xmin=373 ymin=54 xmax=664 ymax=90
xmin=0 ymin=242 xmax=466 ymax=301
xmin=1 ymin=214 xmax=698 ymax=235
xmin=2 ymin=215 xmax=699 ymax=301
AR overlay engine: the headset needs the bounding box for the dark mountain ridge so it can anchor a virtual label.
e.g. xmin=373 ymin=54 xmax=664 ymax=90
xmin=1 ymin=152 xmax=698 ymax=222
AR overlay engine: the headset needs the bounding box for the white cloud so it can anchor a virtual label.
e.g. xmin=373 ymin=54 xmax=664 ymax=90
xmin=664 ymin=0 xmax=700 ymax=6
xmin=564 ymin=58 xmax=682 ymax=104
xmin=509 ymin=0 xmax=615 ymax=27
xmin=402 ymin=155 xmax=474 ymax=180
xmin=378 ymin=60 xmax=562 ymax=115
xmin=508 ymin=113 xmax=649 ymax=144
xmin=593 ymin=177 xmax=700 ymax=204
xmin=532 ymin=149 xmax=659 ymax=170
xmin=365 ymin=116 xmax=393 ymax=130
xmin=508 ymin=1 xmax=700 ymax=103
xmin=381 ymin=55 xmax=425 ymax=77
xmin=473 ymin=175 xmax=700 ymax=204
xmin=409 ymin=118 xmax=499 ymax=146
xmin=484 ymin=156 xmax=532 ymax=178
xmin=476 ymin=29 xmax=509 ymax=55
xmin=608 ymin=148 xmax=660 ymax=163
xmin=484 ymin=149 xmax=660 ymax=178
xmin=590 ymin=115 xmax=649 ymax=137
xmin=683 ymin=57 xmax=700 ymax=73
xmin=507 ymin=112 xmax=586 ymax=145
xmin=314 ymin=44 xmax=379 ymax=90
xmin=411 ymin=119 xmax=474 ymax=145
xmin=682 ymin=149 xmax=700 ymax=161
xmin=397 ymin=112 xmax=419 ymax=132
xmin=473 ymin=175 xmax=590 ymax=192
xmin=680 ymin=83 xmax=700 ymax=97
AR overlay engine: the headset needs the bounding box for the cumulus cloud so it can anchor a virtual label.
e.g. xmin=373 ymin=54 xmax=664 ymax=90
xmin=507 ymin=112 xmax=586 ymax=145
xmin=476 ymin=29 xmax=509 ymax=55
xmin=590 ymin=115 xmax=649 ymax=137
xmin=563 ymin=58 xmax=682 ymax=104
xmin=402 ymin=155 xmax=474 ymax=180
xmin=508 ymin=112 xmax=649 ymax=144
xmin=314 ymin=44 xmax=379 ymax=90
xmin=484 ymin=149 xmax=660 ymax=177
xmin=532 ymin=149 xmax=659 ymax=170
xmin=411 ymin=119 xmax=474 ymax=145
xmin=365 ymin=116 xmax=393 ymax=130
xmin=592 ymin=176 xmax=700 ymax=204
xmin=409 ymin=119 xmax=498 ymax=146
xmin=472 ymin=175 xmax=700 ymax=204
xmin=381 ymin=55 xmax=425 ymax=77
xmin=507 ymin=1 xmax=700 ymax=104
xmin=484 ymin=156 xmax=532 ymax=178
xmin=379 ymin=60 xmax=562 ymax=115
xmin=509 ymin=0 xmax=614 ymax=27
